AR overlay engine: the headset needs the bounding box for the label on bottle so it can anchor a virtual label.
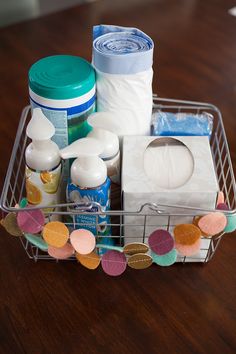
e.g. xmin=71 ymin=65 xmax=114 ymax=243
xmin=25 ymin=164 xmax=61 ymax=212
xmin=66 ymin=178 xmax=114 ymax=253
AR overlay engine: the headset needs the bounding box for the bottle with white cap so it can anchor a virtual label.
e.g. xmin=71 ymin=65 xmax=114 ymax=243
xmin=88 ymin=128 xmax=120 ymax=184
xmin=60 ymin=138 xmax=114 ymax=247
xmin=25 ymin=108 xmax=61 ymax=209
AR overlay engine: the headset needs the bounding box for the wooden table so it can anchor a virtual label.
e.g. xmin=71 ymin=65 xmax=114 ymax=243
xmin=1 ymin=0 xmax=236 ymax=353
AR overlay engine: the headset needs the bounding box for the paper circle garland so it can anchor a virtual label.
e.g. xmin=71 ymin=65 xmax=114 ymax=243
xmin=128 ymin=253 xmax=152 ymax=269
xmin=4 ymin=193 xmax=235 ymax=273
xmin=152 ymin=249 xmax=177 ymax=266
xmin=1 ymin=213 xmax=23 ymax=236
xmin=175 ymin=238 xmax=201 ymax=256
xmin=198 ymin=212 xmax=227 ymax=236
xmin=148 ymin=229 xmax=174 ymax=255
xmin=76 ymin=251 xmax=101 ymax=270
xmin=17 ymin=208 xmax=45 ymax=234
xmin=101 ymin=250 xmax=127 ymax=276
xmin=42 ymin=221 xmax=69 ymax=247
xmin=48 ymin=243 xmax=74 ymax=259
xmin=173 ymin=224 xmax=201 ymax=245
xmin=70 ymin=229 xmax=95 ymax=255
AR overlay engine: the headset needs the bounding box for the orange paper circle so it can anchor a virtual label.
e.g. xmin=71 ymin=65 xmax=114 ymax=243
xmin=42 ymin=221 xmax=69 ymax=248
xmin=76 ymin=251 xmax=100 ymax=270
xmin=173 ymin=224 xmax=201 ymax=245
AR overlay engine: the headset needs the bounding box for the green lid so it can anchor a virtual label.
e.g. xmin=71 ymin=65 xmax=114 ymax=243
xmin=29 ymin=55 xmax=95 ymax=100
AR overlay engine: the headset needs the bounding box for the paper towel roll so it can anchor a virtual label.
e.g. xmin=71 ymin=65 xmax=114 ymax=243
xmin=92 ymin=25 xmax=154 ymax=136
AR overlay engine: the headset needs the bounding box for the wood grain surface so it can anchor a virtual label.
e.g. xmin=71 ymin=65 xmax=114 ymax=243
xmin=1 ymin=0 xmax=236 ymax=353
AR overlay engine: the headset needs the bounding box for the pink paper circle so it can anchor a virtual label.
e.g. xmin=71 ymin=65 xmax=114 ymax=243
xmin=175 ymin=238 xmax=201 ymax=256
xmin=198 ymin=212 xmax=227 ymax=236
xmin=70 ymin=229 xmax=95 ymax=255
xmin=48 ymin=243 xmax=75 ymax=259
xmin=148 ymin=229 xmax=174 ymax=255
xmin=101 ymin=250 xmax=127 ymax=276
xmin=17 ymin=208 xmax=45 ymax=234
xmin=217 ymin=203 xmax=229 ymax=211
xmin=217 ymin=191 xmax=225 ymax=206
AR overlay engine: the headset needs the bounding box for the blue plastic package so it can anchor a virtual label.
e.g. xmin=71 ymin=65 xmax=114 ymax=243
xmin=151 ymin=111 xmax=213 ymax=137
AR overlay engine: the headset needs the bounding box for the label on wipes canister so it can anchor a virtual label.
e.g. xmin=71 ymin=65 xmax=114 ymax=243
xmin=25 ymin=164 xmax=61 ymax=211
xmin=30 ymin=100 xmax=95 ymax=149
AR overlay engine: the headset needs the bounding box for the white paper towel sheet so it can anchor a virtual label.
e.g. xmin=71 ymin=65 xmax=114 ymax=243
xmin=95 ymin=68 xmax=153 ymax=136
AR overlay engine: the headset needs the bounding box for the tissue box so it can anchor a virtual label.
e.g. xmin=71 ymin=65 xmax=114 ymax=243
xmin=122 ymin=136 xmax=219 ymax=258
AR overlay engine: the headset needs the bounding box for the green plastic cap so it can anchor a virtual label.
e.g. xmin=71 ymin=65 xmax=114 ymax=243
xmin=29 ymin=55 xmax=95 ymax=100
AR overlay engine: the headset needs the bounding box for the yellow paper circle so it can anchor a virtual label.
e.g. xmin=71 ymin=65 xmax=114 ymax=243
xmin=42 ymin=221 xmax=69 ymax=248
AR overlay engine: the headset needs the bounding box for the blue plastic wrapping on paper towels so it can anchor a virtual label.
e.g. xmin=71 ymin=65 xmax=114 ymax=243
xmin=151 ymin=111 xmax=213 ymax=137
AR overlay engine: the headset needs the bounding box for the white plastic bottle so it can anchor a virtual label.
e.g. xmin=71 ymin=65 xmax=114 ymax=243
xmin=25 ymin=108 xmax=61 ymax=209
xmin=60 ymin=138 xmax=114 ymax=251
xmin=87 ymin=127 xmax=120 ymax=184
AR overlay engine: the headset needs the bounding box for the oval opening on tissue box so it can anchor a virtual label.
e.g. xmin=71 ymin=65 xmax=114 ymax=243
xmin=143 ymin=137 xmax=194 ymax=189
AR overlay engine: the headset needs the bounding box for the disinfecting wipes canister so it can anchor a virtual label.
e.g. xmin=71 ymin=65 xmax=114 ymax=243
xmin=29 ymin=55 xmax=96 ymax=149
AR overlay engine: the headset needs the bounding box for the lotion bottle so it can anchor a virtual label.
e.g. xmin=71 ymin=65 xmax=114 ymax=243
xmin=25 ymin=108 xmax=61 ymax=210
xmin=60 ymin=138 xmax=114 ymax=250
xmin=88 ymin=128 xmax=120 ymax=184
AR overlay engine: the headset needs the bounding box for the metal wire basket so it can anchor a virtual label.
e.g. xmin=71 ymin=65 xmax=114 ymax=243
xmin=1 ymin=97 xmax=236 ymax=263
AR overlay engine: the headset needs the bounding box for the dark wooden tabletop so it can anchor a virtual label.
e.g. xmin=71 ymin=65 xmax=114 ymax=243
xmin=1 ymin=0 xmax=236 ymax=353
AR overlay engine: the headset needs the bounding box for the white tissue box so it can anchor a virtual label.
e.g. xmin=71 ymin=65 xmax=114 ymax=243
xmin=122 ymin=136 xmax=219 ymax=260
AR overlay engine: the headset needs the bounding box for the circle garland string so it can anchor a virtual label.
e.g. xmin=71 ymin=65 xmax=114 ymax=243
xmin=0 ymin=194 xmax=236 ymax=276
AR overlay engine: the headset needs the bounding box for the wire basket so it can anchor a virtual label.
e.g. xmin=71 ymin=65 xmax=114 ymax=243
xmin=1 ymin=97 xmax=236 ymax=263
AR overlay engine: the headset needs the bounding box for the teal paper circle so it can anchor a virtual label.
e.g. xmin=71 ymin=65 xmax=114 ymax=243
xmin=224 ymin=214 xmax=236 ymax=233
xmin=25 ymin=233 xmax=48 ymax=251
xmin=151 ymin=249 xmax=177 ymax=266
